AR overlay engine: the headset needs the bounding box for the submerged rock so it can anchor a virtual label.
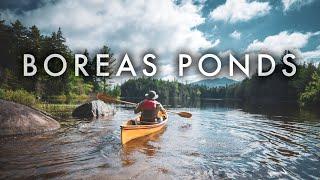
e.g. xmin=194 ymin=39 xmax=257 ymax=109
xmin=72 ymin=100 xmax=115 ymax=118
xmin=0 ymin=99 xmax=60 ymax=136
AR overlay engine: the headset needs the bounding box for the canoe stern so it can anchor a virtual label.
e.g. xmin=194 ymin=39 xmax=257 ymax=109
xmin=120 ymin=119 xmax=167 ymax=144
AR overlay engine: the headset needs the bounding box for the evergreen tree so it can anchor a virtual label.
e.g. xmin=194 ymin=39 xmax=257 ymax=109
xmin=299 ymin=67 xmax=320 ymax=106
xmin=91 ymin=45 xmax=116 ymax=92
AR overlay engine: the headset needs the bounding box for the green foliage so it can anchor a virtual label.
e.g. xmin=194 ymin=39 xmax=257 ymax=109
xmin=44 ymin=95 xmax=67 ymax=104
xmin=0 ymin=69 xmax=20 ymax=89
xmin=0 ymin=89 xmax=37 ymax=106
xmin=0 ymin=88 xmax=5 ymax=98
xmin=83 ymin=46 xmax=116 ymax=92
xmin=299 ymin=71 xmax=320 ymax=106
xmin=43 ymin=94 xmax=89 ymax=104
xmin=217 ymin=63 xmax=319 ymax=105
xmin=289 ymin=63 xmax=316 ymax=98
xmin=0 ymin=19 xmax=116 ymax=104
xmin=35 ymin=103 xmax=78 ymax=117
xmin=120 ymin=63 xmax=320 ymax=108
xmin=67 ymin=76 xmax=93 ymax=95
xmin=1 ymin=19 xmax=318 ymax=108
xmin=66 ymin=93 xmax=89 ymax=104
xmin=105 ymin=85 xmax=121 ymax=98
xmin=121 ymin=77 xmax=201 ymax=105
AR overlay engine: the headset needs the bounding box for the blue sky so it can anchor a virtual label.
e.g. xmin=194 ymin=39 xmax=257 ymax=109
xmin=1 ymin=0 xmax=320 ymax=82
xmin=198 ymin=0 xmax=320 ymax=52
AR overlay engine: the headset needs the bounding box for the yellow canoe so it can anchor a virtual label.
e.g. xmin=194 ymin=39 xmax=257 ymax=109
xmin=120 ymin=115 xmax=168 ymax=145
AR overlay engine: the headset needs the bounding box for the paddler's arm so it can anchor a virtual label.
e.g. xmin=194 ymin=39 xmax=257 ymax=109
xmin=158 ymin=103 xmax=166 ymax=113
xmin=158 ymin=103 xmax=167 ymax=118
xmin=134 ymin=101 xmax=143 ymax=114
xmin=157 ymin=103 xmax=167 ymax=120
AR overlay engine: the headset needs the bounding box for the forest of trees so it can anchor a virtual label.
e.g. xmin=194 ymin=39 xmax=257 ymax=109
xmin=121 ymin=63 xmax=320 ymax=107
xmin=224 ymin=63 xmax=320 ymax=106
xmin=0 ymin=19 xmax=120 ymax=104
xmin=121 ymin=78 xmax=202 ymax=106
xmin=1 ymin=19 xmax=319 ymax=107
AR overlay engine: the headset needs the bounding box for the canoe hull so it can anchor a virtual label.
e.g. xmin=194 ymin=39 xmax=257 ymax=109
xmin=121 ymin=118 xmax=168 ymax=144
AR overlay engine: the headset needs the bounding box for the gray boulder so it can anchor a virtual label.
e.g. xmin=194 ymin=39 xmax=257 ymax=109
xmin=72 ymin=100 xmax=115 ymax=118
xmin=0 ymin=99 xmax=60 ymax=136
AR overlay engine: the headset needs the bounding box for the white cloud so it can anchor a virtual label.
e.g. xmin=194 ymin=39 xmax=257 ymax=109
xmin=301 ymin=49 xmax=320 ymax=65
xmin=282 ymin=0 xmax=314 ymax=11
xmin=0 ymin=1 xmax=213 ymax=58
xmin=0 ymin=0 xmax=217 ymax=81
xmin=212 ymin=39 xmax=221 ymax=47
xmin=246 ymin=31 xmax=320 ymax=57
xmin=230 ymin=30 xmax=241 ymax=40
xmin=218 ymin=49 xmax=234 ymax=58
xmin=210 ymin=0 xmax=271 ymax=23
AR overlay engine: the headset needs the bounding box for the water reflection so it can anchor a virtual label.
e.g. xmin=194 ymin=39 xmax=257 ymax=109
xmin=0 ymin=101 xmax=319 ymax=179
xmin=121 ymin=128 xmax=166 ymax=166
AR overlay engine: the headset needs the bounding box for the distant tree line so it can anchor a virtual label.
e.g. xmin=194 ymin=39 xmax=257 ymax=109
xmin=121 ymin=63 xmax=320 ymax=107
xmin=1 ymin=19 xmax=318 ymax=107
xmin=0 ymin=19 xmax=120 ymax=103
xmin=121 ymin=77 xmax=201 ymax=106
xmin=223 ymin=63 xmax=320 ymax=106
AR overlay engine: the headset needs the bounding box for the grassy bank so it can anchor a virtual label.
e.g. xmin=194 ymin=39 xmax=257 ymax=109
xmin=35 ymin=103 xmax=78 ymax=118
xmin=0 ymin=88 xmax=37 ymax=106
xmin=0 ymin=88 xmax=81 ymax=118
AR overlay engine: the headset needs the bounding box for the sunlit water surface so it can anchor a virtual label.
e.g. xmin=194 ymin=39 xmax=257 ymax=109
xmin=0 ymin=103 xmax=319 ymax=179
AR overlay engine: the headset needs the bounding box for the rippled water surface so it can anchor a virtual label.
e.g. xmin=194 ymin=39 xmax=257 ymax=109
xmin=0 ymin=103 xmax=319 ymax=179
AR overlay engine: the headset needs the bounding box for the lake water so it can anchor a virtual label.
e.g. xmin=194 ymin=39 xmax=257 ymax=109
xmin=0 ymin=102 xmax=319 ymax=179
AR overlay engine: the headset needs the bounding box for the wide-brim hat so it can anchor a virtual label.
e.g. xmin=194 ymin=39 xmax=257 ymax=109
xmin=145 ymin=90 xmax=158 ymax=100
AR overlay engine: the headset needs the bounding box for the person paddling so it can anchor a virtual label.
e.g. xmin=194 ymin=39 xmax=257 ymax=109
xmin=134 ymin=90 xmax=166 ymax=124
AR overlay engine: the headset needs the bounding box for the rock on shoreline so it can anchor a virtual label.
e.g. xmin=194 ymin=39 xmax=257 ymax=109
xmin=72 ymin=100 xmax=115 ymax=118
xmin=0 ymin=99 xmax=60 ymax=136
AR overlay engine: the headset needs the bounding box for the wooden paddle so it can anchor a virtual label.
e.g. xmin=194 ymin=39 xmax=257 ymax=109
xmin=97 ymin=93 xmax=192 ymax=118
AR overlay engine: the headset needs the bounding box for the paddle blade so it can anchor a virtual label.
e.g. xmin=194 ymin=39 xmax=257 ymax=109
xmin=97 ymin=93 xmax=119 ymax=104
xmin=97 ymin=93 xmax=137 ymax=105
xmin=177 ymin=111 xmax=192 ymax=118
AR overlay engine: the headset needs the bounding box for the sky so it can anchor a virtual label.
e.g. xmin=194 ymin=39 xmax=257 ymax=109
xmin=1 ymin=0 xmax=320 ymax=82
